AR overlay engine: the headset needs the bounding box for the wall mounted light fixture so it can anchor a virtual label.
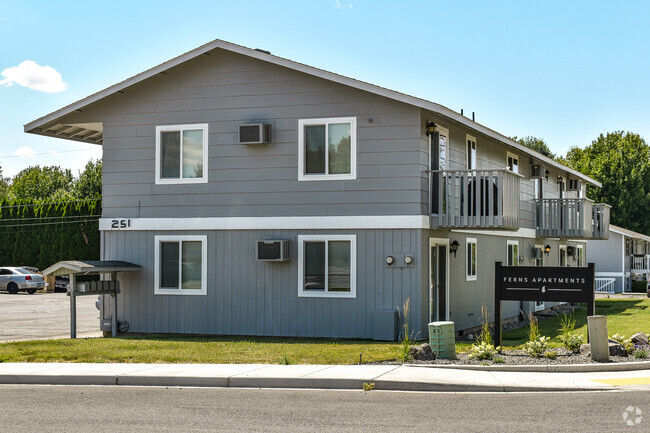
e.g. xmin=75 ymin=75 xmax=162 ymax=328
xmin=544 ymin=245 xmax=551 ymax=256
xmin=450 ymin=240 xmax=460 ymax=257
xmin=426 ymin=121 xmax=436 ymax=136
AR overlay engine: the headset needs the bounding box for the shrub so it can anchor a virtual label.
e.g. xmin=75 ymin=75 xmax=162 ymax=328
xmin=610 ymin=333 xmax=635 ymax=354
xmin=397 ymin=298 xmax=417 ymax=362
xmin=493 ymin=356 xmax=506 ymax=364
xmin=634 ymin=349 xmax=648 ymax=359
xmin=545 ymin=351 xmax=558 ymax=360
xmin=558 ymin=311 xmax=583 ymax=353
xmin=525 ymin=313 xmax=549 ymax=357
xmin=468 ymin=305 xmax=500 ymax=360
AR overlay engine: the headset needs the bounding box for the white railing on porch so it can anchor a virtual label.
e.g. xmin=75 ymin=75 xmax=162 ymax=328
xmin=595 ymin=277 xmax=616 ymax=294
xmin=536 ymin=198 xmax=610 ymax=239
xmin=429 ymin=169 xmax=521 ymax=230
xmin=632 ymin=255 xmax=650 ymax=274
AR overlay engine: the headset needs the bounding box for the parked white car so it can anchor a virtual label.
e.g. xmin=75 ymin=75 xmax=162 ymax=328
xmin=0 ymin=267 xmax=45 ymax=294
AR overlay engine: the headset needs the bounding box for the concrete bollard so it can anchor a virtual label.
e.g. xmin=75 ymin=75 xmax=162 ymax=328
xmin=587 ymin=315 xmax=609 ymax=362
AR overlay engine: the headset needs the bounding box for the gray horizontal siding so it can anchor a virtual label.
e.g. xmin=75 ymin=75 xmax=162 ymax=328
xmin=102 ymin=229 xmax=424 ymax=339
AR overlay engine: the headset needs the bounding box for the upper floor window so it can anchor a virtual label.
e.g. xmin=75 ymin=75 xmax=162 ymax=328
xmin=506 ymin=152 xmax=519 ymax=174
xmin=155 ymin=124 xmax=208 ymax=184
xmin=466 ymin=135 xmax=477 ymax=169
xmin=298 ymin=117 xmax=357 ymax=181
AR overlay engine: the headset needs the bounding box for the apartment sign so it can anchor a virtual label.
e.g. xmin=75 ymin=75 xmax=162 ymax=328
xmin=494 ymin=262 xmax=595 ymax=347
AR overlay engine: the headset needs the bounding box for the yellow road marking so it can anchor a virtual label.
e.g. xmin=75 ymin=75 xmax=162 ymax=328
xmin=593 ymin=377 xmax=650 ymax=386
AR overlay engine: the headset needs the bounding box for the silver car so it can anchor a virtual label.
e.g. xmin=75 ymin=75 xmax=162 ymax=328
xmin=0 ymin=267 xmax=45 ymax=294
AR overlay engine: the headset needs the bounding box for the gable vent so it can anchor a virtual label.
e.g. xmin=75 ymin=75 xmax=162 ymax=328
xmin=239 ymin=123 xmax=272 ymax=144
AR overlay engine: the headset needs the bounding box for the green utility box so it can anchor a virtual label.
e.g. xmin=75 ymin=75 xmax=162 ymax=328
xmin=428 ymin=321 xmax=456 ymax=359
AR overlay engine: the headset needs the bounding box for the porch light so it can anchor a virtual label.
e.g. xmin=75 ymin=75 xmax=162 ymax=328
xmin=544 ymin=245 xmax=551 ymax=255
xmin=450 ymin=240 xmax=460 ymax=257
xmin=426 ymin=121 xmax=436 ymax=136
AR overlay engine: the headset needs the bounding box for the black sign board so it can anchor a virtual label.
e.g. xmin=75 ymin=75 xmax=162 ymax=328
xmin=494 ymin=262 xmax=595 ymax=347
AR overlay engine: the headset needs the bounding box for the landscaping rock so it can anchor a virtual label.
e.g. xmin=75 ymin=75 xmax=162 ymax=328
xmin=408 ymin=343 xmax=435 ymax=361
xmin=608 ymin=341 xmax=627 ymax=357
xmin=580 ymin=343 xmax=590 ymax=356
xmin=631 ymin=332 xmax=649 ymax=346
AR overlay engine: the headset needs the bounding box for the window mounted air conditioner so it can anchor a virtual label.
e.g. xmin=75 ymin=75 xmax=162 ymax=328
xmin=531 ymin=164 xmax=546 ymax=180
xmin=239 ymin=123 xmax=272 ymax=144
xmin=256 ymin=240 xmax=290 ymax=261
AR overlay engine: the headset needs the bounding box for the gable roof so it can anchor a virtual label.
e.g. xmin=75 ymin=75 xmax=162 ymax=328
xmin=609 ymin=225 xmax=650 ymax=243
xmin=24 ymin=38 xmax=601 ymax=187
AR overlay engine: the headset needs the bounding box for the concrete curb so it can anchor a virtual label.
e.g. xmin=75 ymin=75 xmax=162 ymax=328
xmin=409 ymin=360 xmax=650 ymax=373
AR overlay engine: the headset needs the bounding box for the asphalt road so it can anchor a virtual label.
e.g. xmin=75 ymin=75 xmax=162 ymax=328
xmin=0 ymin=386 xmax=647 ymax=432
xmin=0 ymin=292 xmax=100 ymax=342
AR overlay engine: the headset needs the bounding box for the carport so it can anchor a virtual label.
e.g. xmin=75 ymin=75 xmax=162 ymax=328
xmin=42 ymin=261 xmax=141 ymax=338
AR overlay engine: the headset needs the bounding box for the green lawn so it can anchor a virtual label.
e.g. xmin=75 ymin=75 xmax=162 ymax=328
xmin=0 ymin=298 xmax=647 ymax=364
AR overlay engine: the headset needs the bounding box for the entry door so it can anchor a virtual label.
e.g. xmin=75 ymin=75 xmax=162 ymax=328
xmin=429 ymin=239 xmax=449 ymax=323
xmin=430 ymin=127 xmax=448 ymax=214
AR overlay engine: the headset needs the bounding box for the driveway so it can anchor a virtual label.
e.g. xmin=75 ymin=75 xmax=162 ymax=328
xmin=0 ymin=292 xmax=100 ymax=342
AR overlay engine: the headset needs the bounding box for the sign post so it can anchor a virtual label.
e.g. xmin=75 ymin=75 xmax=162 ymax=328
xmin=494 ymin=262 xmax=595 ymax=348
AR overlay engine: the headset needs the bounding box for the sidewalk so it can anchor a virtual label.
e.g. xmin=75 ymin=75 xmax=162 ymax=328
xmin=0 ymin=362 xmax=649 ymax=392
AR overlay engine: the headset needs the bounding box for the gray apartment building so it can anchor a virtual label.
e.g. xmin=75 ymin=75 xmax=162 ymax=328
xmin=25 ymin=39 xmax=610 ymax=340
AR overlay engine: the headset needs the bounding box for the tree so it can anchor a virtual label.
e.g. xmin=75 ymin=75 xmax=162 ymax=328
xmin=7 ymin=166 xmax=74 ymax=202
xmin=511 ymin=136 xmax=556 ymax=159
xmin=74 ymin=159 xmax=103 ymax=199
xmin=564 ymin=131 xmax=650 ymax=235
xmin=0 ymin=165 xmax=9 ymax=201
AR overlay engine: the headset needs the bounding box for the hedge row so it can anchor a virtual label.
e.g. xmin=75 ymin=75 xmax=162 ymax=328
xmin=0 ymin=199 xmax=101 ymax=271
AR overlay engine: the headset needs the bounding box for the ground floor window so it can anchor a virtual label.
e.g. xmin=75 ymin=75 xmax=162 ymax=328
xmin=507 ymin=240 xmax=518 ymax=266
xmin=576 ymin=245 xmax=585 ymax=267
xmin=534 ymin=244 xmax=544 ymax=310
xmin=466 ymin=238 xmax=477 ymax=281
xmin=298 ymin=235 xmax=356 ymax=298
xmin=154 ymin=235 xmax=207 ymax=295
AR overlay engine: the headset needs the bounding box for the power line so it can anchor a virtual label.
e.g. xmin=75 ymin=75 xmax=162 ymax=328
xmin=0 ymin=148 xmax=101 ymax=159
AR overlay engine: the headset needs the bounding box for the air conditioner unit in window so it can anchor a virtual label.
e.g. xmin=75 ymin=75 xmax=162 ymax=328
xmin=256 ymin=240 xmax=290 ymax=261
xmin=567 ymin=178 xmax=581 ymax=191
xmin=239 ymin=123 xmax=272 ymax=144
xmin=531 ymin=164 xmax=546 ymax=180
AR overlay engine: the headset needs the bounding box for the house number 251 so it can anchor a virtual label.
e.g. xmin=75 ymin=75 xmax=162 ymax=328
xmin=111 ymin=219 xmax=131 ymax=229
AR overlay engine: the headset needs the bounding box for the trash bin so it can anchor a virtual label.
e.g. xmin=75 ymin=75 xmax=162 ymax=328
xmin=428 ymin=321 xmax=456 ymax=359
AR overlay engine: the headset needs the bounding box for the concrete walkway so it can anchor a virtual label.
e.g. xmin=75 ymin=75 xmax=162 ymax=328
xmin=0 ymin=362 xmax=649 ymax=392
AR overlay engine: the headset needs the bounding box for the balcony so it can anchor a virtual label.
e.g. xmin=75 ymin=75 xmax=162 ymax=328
xmin=631 ymin=255 xmax=650 ymax=274
xmin=535 ymin=198 xmax=610 ymax=239
xmin=429 ymin=169 xmax=521 ymax=230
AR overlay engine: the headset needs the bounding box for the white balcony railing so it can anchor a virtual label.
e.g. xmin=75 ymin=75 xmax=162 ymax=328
xmin=595 ymin=277 xmax=616 ymax=294
xmin=536 ymin=198 xmax=610 ymax=239
xmin=631 ymin=255 xmax=650 ymax=274
xmin=429 ymin=169 xmax=521 ymax=230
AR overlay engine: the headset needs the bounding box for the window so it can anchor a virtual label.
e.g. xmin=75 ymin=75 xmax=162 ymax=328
xmin=155 ymin=124 xmax=208 ymax=184
xmin=576 ymin=245 xmax=584 ymax=267
xmin=466 ymin=135 xmax=477 ymax=169
xmin=535 ymin=244 xmax=544 ymax=267
xmin=298 ymin=117 xmax=356 ymax=181
xmin=507 ymin=240 xmax=518 ymax=266
xmin=154 ymin=235 xmax=207 ymax=295
xmin=466 ymin=238 xmax=477 ymax=281
xmin=298 ymin=235 xmax=356 ymax=298
xmin=559 ymin=245 xmax=567 ymax=267
xmin=506 ymin=152 xmax=519 ymax=174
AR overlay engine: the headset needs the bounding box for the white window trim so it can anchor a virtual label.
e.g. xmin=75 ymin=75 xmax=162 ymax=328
xmin=154 ymin=235 xmax=208 ymax=296
xmin=466 ymin=134 xmax=477 ymax=170
xmin=507 ymin=240 xmax=519 ymax=266
xmin=155 ymin=123 xmax=209 ymax=185
xmin=576 ymin=244 xmax=584 ymax=267
xmin=559 ymin=244 xmax=567 ymax=267
xmin=297 ymin=117 xmax=357 ymax=181
xmin=466 ymin=238 xmax=477 ymax=281
xmin=298 ymin=234 xmax=356 ymax=298
xmin=434 ymin=126 xmax=450 ymax=170
xmin=535 ymin=244 xmax=545 ymax=267
xmin=506 ymin=151 xmax=519 ymax=174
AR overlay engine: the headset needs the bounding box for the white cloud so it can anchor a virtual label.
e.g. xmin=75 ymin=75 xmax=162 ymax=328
xmin=49 ymin=150 xmax=61 ymax=157
xmin=0 ymin=60 xmax=66 ymax=93
xmin=335 ymin=0 xmax=353 ymax=9
xmin=14 ymin=146 xmax=37 ymax=157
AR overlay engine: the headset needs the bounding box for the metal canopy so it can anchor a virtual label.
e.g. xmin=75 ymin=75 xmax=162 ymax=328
xmin=42 ymin=260 xmax=141 ymax=277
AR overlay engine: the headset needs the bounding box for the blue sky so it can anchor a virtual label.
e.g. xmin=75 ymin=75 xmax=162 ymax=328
xmin=1 ymin=0 xmax=648 ymax=178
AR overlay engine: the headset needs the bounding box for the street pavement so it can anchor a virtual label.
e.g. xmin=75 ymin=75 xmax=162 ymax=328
xmin=0 ymin=386 xmax=648 ymax=432
xmin=0 ymin=292 xmax=100 ymax=342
